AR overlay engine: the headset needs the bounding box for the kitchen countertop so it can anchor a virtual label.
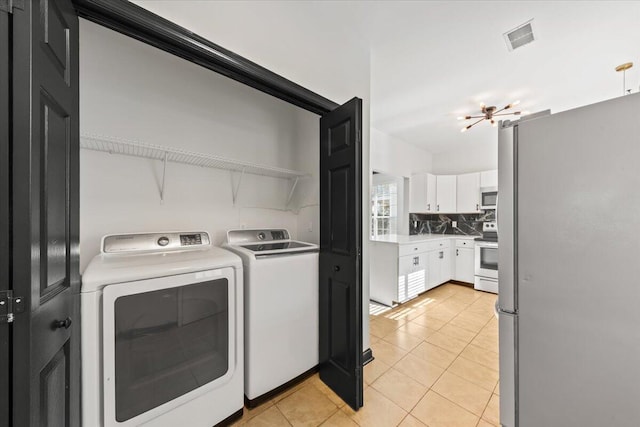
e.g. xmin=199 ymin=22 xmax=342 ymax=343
xmin=370 ymin=234 xmax=479 ymax=244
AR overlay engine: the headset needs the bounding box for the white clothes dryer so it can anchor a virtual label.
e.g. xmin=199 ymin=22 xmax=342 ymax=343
xmin=81 ymin=232 xmax=243 ymax=427
xmin=223 ymin=229 xmax=319 ymax=406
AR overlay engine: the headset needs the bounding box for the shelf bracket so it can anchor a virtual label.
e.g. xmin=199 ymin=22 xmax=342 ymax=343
xmin=286 ymin=176 xmax=300 ymax=206
xmin=231 ymin=169 xmax=245 ymax=205
xmin=159 ymin=151 xmax=168 ymax=203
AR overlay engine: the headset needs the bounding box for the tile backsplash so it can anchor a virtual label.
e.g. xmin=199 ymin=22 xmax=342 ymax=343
xmin=409 ymin=211 xmax=496 ymax=236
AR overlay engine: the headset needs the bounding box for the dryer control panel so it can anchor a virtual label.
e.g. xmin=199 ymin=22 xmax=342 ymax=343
xmin=226 ymin=229 xmax=290 ymax=245
xmin=103 ymin=232 xmax=211 ymax=253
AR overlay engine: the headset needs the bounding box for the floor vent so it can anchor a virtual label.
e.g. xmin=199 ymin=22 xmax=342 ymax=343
xmin=504 ymin=19 xmax=535 ymax=51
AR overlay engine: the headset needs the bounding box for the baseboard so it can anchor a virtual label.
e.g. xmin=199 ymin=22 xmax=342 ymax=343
xmin=448 ymin=280 xmax=474 ymax=288
xmin=363 ymin=348 xmax=374 ymax=365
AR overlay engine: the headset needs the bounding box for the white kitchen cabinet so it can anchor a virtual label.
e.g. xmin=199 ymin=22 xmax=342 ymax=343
xmin=410 ymin=173 xmax=436 ymax=213
xmin=480 ymin=169 xmax=498 ymax=188
xmin=436 ymin=175 xmax=456 ymax=213
xmin=427 ymin=248 xmax=451 ymax=288
xmin=427 ymin=240 xmax=452 ymax=289
xmin=454 ymin=246 xmax=475 ymax=283
xmin=371 ymin=241 xmax=428 ymax=306
xmin=440 ymin=248 xmax=452 ymax=284
xmin=404 ymin=253 xmax=428 ymax=300
xmin=370 ymin=238 xmax=452 ymax=306
xmin=456 ymin=172 xmax=481 ymax=213
xmin=427 ymin=250 xmax=441 ymax=288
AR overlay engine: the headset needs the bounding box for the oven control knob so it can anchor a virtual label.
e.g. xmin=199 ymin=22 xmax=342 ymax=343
xmin=257 ymin=232 xmax=266 ymax=240
xmin=157 ymin=236 xmax=170 ymax=246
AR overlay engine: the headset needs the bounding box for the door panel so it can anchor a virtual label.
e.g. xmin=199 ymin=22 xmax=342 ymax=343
xmin=517 ymin=95 xmax=640 ymax=427
xmin=0 ymin=10 xmax=10 ymax=427
xmin=435 ymin=175 xmax=456 ymax=213
xmin=426 ymin=173 xmax=437 ymax=212
xmin=12 ymin=1 xmax=80 ymax=426
xmin=41 ymin=93 xmax=70 ymax=300
xmin=456 ymin=172 xmax=480 ymax=212
xmin=40 ymin=342 xmax=71 ymax=427
xmin=319 ymin=98 xmax=363 ymax=411
xmin=330 ymin=166 xmax=350 ymax=254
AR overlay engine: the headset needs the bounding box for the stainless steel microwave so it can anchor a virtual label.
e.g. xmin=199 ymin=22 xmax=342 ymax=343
xmin=480 ymin=187 xmax=498 ymax=210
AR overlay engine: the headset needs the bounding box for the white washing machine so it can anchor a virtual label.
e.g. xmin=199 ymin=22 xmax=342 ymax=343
xmin=223 ymin=229 xmax=319 ymax=406
xmin=81 ymin=231 xmax=243 ymax=427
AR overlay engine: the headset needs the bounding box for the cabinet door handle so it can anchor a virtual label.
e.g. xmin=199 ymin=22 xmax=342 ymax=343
xmin=427 ymin=203 xmax=430 ymax=211
xmin=439 ymin=251 xmax=443 ymax=259
xmin=456 ymin=249 xmax=459 ymax=256
xmin=476 ymin=203 xmax=479 ymax=211
xmin=437 ymin=204 xmax=439 ymax=211
xmin=413 ymin=256 xmax=419 ymax=266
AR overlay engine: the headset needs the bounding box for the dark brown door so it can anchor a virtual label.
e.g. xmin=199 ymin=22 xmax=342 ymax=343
xmin=0 ymin=9 xmax=10 ymax=427
xmin=11 ymin=0 xmax=80 ymax=426
xmin=319 ymin=97 xmax=363 ymax=411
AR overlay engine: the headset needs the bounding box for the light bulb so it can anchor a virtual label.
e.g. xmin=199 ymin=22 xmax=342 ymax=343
xmin=512 ymin=100 xmax=521 ymax=106
xmin=461 ymin=127 xmax=468 ymax=133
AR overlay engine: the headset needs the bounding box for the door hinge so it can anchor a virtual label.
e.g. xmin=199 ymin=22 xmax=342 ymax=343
xmin=0 ymin=0 xmax=24 ymax=13
xmin=0 ymin=290 xmax=25 ymax=324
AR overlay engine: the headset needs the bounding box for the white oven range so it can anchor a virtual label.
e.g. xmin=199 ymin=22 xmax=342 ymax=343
xmin=474 ymin=222 xmax=499 ymax=294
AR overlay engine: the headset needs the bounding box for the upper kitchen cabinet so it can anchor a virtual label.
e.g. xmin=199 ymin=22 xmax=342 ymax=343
xmin=436 ymin=175 xmax=456 ymax=213
xmin=480 ymin=169 xmax=498 ymax=188
xmin=456 ymin=172 xmax=481 ymax=212
xmin=409 ymin=173 xmax=437 ymax=213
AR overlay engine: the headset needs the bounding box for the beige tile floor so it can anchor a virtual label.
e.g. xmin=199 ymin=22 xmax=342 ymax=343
xmin=231 ymin=283 xmax=499 ymax=427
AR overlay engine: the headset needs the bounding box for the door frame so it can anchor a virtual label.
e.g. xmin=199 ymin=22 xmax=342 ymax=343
xmin=72 ymin=0 xmax=339 ymax=115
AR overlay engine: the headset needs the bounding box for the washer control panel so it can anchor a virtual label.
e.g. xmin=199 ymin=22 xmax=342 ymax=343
xmin=103 ymin=232 xmax=210 ymax=253
xmin=227 ymin=229 xmax=290 ymax=244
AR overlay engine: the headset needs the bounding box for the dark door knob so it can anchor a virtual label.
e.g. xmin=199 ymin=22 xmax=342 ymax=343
xmin=53 ymin=317 xmax=72 ymax=330
xmin=334 ymin=265 xmax=340 ymax=272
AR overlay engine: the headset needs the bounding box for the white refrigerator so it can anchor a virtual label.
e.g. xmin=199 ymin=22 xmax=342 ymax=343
xmin=497 ymin=93 xmax=640 ymax=427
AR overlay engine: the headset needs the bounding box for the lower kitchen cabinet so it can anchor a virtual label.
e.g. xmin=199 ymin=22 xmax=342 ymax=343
xmin=427 ymin=246 xmax=451 ymax=288
xmin=370 ymin=238 xmax=454 ymax=306
xmin=454 ymin=246 xmax=475 ymax=283
xmin=399 ymin=253 xmax=428 ymax=301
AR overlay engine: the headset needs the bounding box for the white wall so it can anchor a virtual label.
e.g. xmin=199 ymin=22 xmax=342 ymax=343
xmin=371 ymin=128 xmax=433 ymax=178
xmin=431 ymin=139 xmax=497 ymax=175
xmin=79 ymin=20 xmax=318 ymax=271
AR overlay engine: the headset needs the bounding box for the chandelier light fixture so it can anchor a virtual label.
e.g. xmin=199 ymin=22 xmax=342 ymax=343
xmin=458 ymin=100 xmax=525 ymax=132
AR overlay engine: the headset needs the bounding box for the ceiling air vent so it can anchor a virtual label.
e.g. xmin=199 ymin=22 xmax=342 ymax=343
xmin=504 ymin=19 xmax=535 ymax=51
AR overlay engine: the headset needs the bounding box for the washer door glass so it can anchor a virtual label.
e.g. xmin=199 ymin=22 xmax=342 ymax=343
xmin=113 ymin=278 xmax=229 ymax=422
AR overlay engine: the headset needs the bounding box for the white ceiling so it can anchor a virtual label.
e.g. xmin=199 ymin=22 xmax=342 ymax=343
xmin=135 ymin=1 xmax=640 ymax=155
